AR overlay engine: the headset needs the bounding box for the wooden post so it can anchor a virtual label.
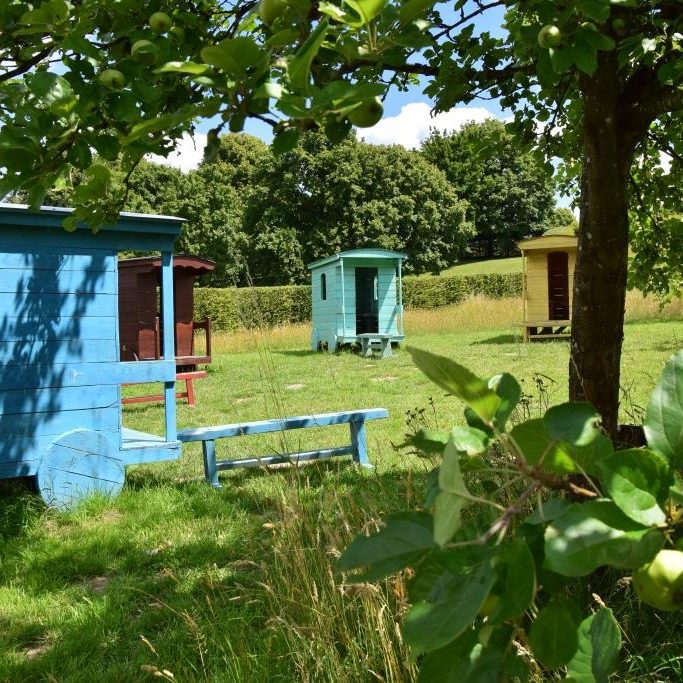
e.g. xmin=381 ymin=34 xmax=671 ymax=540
xmin=160 ymin=250 xmax=177 ymax=441
xmin=202 ymin=440 xmax=222 ymax=488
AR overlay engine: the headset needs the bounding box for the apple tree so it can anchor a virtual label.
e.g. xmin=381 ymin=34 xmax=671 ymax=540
xmin=1 ymin=0 xmax=683 ymax=432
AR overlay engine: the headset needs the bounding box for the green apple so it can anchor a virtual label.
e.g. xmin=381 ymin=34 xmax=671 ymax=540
xmin=259 ymin=0 xmax=288 ymax=27
xmin=633 ymin=549 xmax=683 ymax=611
xmin=580 ymin=21 xmax=597 ymax=32
xmin=612 ymin=18 xmax=627 ymax=35
xmin=348 ymin=97 xmax=384 ymax=128
xmin=131 ymin=39 xmax=158 ymax=65
xmin=99 ymin=69 xmax=126 ymax=89
xmin=537 ymin=24 xmax=562 ymax=49
xmin=149 ymin=11 xmax=173 ymax=34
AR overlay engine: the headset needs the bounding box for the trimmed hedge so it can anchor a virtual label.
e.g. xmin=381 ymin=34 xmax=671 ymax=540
xmin=402 ymin=272 xmax=522 ymax=309
xmin=194 ymin=273 xmax=522 ymax=331
xmin=194 ymin=284 xmax=311 ymax=331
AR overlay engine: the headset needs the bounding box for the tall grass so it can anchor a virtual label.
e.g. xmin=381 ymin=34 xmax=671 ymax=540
xmin=211 ymin=291 xmax=682 ymax=354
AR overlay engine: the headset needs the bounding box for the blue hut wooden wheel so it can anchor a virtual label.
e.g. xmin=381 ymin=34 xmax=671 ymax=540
xmin=36 ymin=429 xmax=125 ymax=509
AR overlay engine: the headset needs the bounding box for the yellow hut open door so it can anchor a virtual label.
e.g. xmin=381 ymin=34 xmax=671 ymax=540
xmin=547 ymin=251 xmax=569 ymax=320
xmin=518 ymin=232 xmax=577 ymax=341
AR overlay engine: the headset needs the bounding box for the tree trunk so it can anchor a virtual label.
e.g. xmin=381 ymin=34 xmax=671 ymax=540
xmin=569 ymin=57 xmax=635 ymax=438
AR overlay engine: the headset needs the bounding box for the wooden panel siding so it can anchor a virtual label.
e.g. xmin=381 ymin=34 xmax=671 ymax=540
xmin=0 ymin=339 xmax=117 ymax=365
xmin=0 ymin=267 xmax=116 ymax=294
xmin=0 ymin=315 xmax=117 ymax=342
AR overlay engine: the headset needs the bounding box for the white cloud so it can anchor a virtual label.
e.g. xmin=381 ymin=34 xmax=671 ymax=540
xmin=146 ymin=132 xmax=207 ymax=172
xmin=358 ymin=102 xmax=494 ymax=149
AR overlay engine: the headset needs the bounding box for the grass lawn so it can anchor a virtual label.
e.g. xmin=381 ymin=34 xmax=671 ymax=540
xmin=1 ymin=295 xmax=683 ymax=681
xmin=431 ymin=256 xmax=522 ymax=277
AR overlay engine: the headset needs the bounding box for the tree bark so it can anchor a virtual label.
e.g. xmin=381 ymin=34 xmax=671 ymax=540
xmin=569 ymin=55 xmax=640 ymax=438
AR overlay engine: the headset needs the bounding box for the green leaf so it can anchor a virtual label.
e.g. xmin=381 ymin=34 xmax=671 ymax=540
xmin=529 ymin=598 xmax=579 ymax=668
xmin=566 ymin=608 xmax=621 ymax=683
xmin=544 ymin=500 xmax=664 ymax=577
xmin=408 ymin=347 xmax=501 ymax=425
xmin=272 ymin=128 xmax=300 ymax=155
xmin=645 ymin=350 xmax=683 ymax=467
xmin=433 ymin=491 xmax=468 ymax=548
xmin=403 ymin=561 xmax=496 ymax=654
xmin=488 ymin=373 xmax=521 ymax=431
xmin=155 ymin=61 xmax=210 ymax=75
xmin=433 ymin=429 xmax=479 ymax=546
xmin=30 ymin=72 xmax=74 ymax=109
xmin=577 ymin=0 xmax=611 ymax=22
xmin=599 ymin=448 xmax=670 ymax=526
xmin=487 ymin=538 xmax=536 ymax=623
xmin=574 ymin=40 xmax=599 ymax=75
xmin=399 ymin=0 xmax=434 ymax=25
xmin=288 ymin=19 xmax=329 ymax=92
xmin=90 ymin=134 xmax=121 ymax=161
xmin=418 ymin=625 xmax=517 ymax=682
xmin=510 ymin=418 xmax=578 ymax=475
xmin=525 ymin=497 xmax=571 ymax=525
xmin=549 ymin=47 xmax=574 ymax=74
xmin=344 ymin=0 xmax=387 ymax=24
xmin=544 ymin=402 xmax=602 ymax=447
xmin=404 ymin=428 xmax=450 ymax=454
xmin=337 ymin=511 xmax=436 ymax=581
xmin=201 ymin=37 xmax=262 ymax=77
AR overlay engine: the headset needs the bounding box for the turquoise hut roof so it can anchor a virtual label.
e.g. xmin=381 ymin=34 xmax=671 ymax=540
xmin=308 ymin=248 xmax=407 ymax=271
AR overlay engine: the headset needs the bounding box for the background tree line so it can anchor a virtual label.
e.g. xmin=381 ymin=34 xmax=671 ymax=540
xmin=41 ymin=120 xmax=565 ymax=287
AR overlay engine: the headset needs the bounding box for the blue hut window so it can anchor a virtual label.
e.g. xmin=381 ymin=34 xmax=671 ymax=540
xmin=321 ymin=273 xmax=327 ymax=300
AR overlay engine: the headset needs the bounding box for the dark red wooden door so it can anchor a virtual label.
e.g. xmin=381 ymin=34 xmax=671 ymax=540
xmin=547 ymin=251 xmax=569 ymax=320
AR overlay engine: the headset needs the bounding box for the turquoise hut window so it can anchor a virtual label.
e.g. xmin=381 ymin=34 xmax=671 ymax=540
xmin=321 ymin=273 xmax=327 ymax=300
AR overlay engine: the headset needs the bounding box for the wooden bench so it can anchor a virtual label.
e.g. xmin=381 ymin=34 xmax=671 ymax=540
xmin=177 ymin=408 xmax=389 ymax=488
xmin=357 ymin=333 xmax=394 ymax=358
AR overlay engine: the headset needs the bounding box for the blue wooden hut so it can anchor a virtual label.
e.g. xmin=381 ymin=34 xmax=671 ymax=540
xmin=0 ymin=204 xmax=182 ymax=508
xmin=308 ymin=249 xmax=406 ymax=352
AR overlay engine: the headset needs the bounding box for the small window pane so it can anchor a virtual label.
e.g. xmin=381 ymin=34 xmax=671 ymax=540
xmin=321 ymin=273 xmax=327 ymax=300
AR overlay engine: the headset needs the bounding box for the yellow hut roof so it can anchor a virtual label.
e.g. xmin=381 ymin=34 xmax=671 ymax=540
xmin=517 ymin=233 xmax=578 ymax=252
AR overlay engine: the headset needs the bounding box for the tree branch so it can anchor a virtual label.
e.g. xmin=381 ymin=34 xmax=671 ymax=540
xmin=0 ymin=47 xmax=53 ymax=83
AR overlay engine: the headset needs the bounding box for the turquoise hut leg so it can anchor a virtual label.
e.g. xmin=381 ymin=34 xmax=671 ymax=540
xmin=350 ymin=420 xmax=373 ymax=468
xmin=202 ymin=440 xmax=222 ymax=488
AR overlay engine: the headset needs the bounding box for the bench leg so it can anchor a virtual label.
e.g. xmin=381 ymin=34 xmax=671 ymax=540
xmin=350 ymin=420 xmax=373 ymax=468
xmin=186 ymin=378 xmax=196 ymax=408
xmin=381 ymin=338 xmax=392 ymax=358
xmin=202 ymin=440 xmax=222 ymax=489
xmin=362 ymin=338 xmax=372 ymax=357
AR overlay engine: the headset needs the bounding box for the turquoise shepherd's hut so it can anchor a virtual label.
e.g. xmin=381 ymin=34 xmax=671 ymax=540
xmin=308 ymin=249 xmax=406 ymax=351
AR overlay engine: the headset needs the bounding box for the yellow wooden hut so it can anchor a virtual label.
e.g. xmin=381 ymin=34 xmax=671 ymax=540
xmin=518 ymin=229 xmax=578 ymax=341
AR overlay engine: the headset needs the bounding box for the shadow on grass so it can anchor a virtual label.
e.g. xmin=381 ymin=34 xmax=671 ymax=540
xmin=471 ymin=334 xmax=521 ymax=345
xmin=0 ymin=463 xmax=424 ymax=681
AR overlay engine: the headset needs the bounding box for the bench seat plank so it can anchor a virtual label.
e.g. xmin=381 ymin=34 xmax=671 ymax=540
xmin=177 ymin=408 xmax=389 ymax=442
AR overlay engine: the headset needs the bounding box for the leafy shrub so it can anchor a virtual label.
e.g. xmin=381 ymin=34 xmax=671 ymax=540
xmin=337 ymin=347 xmax=683 ymax=680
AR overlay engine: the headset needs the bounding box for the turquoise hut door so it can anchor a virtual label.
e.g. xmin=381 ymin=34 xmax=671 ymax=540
xmin=355 ymin=267 xmax=379 ymax=334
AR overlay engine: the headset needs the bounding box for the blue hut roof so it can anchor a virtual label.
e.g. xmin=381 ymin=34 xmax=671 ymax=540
xmin=308 ymin=248 xmax=406 ymax=271
xmin=0 ymin=204 xmax=183 ymax=237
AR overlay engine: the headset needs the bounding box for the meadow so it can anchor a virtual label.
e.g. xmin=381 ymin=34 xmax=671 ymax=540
xmin=1 ymin=292 xmax=683 ymax=682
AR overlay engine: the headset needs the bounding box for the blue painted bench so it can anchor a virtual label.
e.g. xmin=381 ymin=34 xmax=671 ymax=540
xmin=177 ymin=408 xmax=389 ymax=488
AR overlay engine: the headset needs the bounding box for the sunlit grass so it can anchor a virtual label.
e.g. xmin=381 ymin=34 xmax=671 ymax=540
xmin=1 ymin=294 xmax=682 ymax=681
